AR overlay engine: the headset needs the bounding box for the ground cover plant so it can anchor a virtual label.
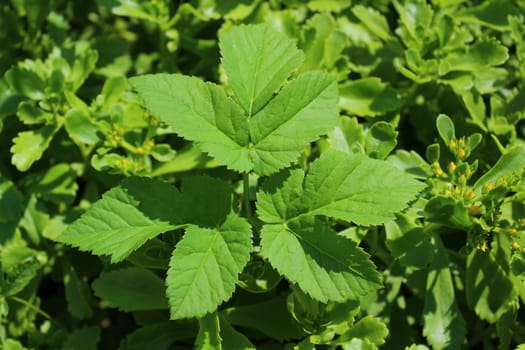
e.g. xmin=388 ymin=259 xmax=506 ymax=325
xmin=0 ymin=0 xmax=525 ymax=349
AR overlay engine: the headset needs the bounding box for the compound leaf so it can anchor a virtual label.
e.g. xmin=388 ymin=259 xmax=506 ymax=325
xmin=56 ymin=177 xmax=183 ymax=262
xmin=220 ymin=23 xmax=304 ymax=115
xmin=260 ymin=217 xmax=381 ymax=303
xmin=166 ymin=214 xmax=252 ymax=319
xmin=129 ymin=74 xmax=251 ymax=173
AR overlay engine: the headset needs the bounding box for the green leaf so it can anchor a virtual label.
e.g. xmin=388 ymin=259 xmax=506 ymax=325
xmin=297 ymin=150 xmax=425 ymax=226
xmin=339 ymin=78 xmax=403 ymax=117
xmin=341 ymin=338 xmax=378 ymax=350
xmin=436 ymin=114 xmax=455 ymax=145
xmin=69 ymin=48 xmax=98 ymax=92
xmin=166 ymin=214 xmax=252 ymax=319
xmin=150 ymin=144 xmax=175 ymax=162
xmin=126 ymin=238 xmax=171 ymax=270
xmin=3 ymin=257 xmax=41 ymax=296
xmin=248 ymin=72 xmax=338 ymax=175
xmin=496 ymin=302 xmax=518 ymax=350
xmin=63 ymin=326 xmax=100 ymax=350
xmin=64 ymin=108 xmax=101 ymax=145
xmin=307 ymin=0 xmax=351 ymax=12
xmin=424 ymin=196 xmax=472 ymax=229
xmin=364 ymin=122 xmax=397 ymax=159
xmin=422 ymin=237 xmax=465 ymax=350
xmin=0 ymin=173 xmax=24 ymax=224
xmin=222 ymin=297 xmax=306 ymax=341
xmin=196 ymin=313 xmax=255 ymax=350
xmin=17 ymin=101 xmax=50 ymax=125
xmin=5 ymin=67 xmax=46 ymax=100
xmin=384 ymin=214 xmax=433 ymax=269
xmin=218 ymin=314 xmax=256 ymax=350
xmin=63 ymin=259 xmax=93 ymax=319
xmin=220 ymin=23 xmax=304 ymax=115
xmin=387 ymin=150 xmax=433 ymax=180
xmin=352 ymin=5 xmax=392 ymax=41
xmin=30 ymin=163 xmax=78 ymax=205
xmin=466 ymin=250 xmax=518 ymax=323
xmin=260 ymin=216 xmax=381 ymax=303
xmin=438 ymin=39 xmax=508 ymax=75
xmin=10 ymin=123 xmax=60 ymax=172
xmin=129 ymin=74 xmax=251 ymax=173
xmin=92 ymin=267 xmax=168 ymax=311
xmin=56 ymin=177 xmax=183 ymax=262
xmin=2 ymin=339 xmax=27 ymax=350
xmin=456 ymin=0 xmax=516 ymax=30
xmin=196 ymin=312 xmax=221 ymax=349
xmin=120 ymin=322 xmax=195 ymax=350
xmin=336 ymin=316 xmax=388 ymax=346
xmin=177 ymin=175 xmax=233 ymax=227
xmin=473 ymin=145 xmax=525 ymax=194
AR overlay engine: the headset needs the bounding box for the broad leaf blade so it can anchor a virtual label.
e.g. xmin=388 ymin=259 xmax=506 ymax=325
xmin=166 ymin=214 xmax=252 ymax=319
xmin=466 ymin=250 xmax=518 ymax=322
xmin=422 ymin=237 xmax=465 ymax=350
xmin=222 ymin=297 xmax=306 ymax=341
xmin=11 ymin=123 xmax=60 ymax=172
xmin=196 ymin=313 xmax=255 ymax=350
xmin=121 ymin=322 xmax=195 ymax=350
xmin=63 ymin=327 xmax=100 ymax=350
xmin=220 ymin=23 xmax=304 ymax=115
xmin=56 ymin=177 xmax=183 ymax=262
xmin=62 ymin=259 xmax=93 ymax=319
xmin=92 ymin=267 xmax=169 ymax=311
xmin=260 ymin=217 xmax=381 ymax=303
xmin=129 ymin=74 xmax=251 ymax=173
xmin=178 ymin=175 xmax=233 ymax=227
xmin=3 ymin=256 xmax=41 ymax=296
xmin=473 ymin=145 xmax=525 ymax=194
xmin=256 ymin=169 xmax=305 ymax=224
xmin=249 ymin=72 xmax=339 ymax=175
xmin=299 ymin=150 xmax=425 ymax=226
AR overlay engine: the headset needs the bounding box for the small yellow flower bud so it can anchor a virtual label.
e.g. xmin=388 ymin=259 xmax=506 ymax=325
xmin=512 ymin=242 xmax=521 ymax=250
xmin=477 ymin=241 xmax=488 ymax=252
xmin=448 ymin=161 xmax=457 ymax=172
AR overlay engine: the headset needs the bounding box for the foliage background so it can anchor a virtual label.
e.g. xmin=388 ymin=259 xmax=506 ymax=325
xmin=1 ymin=0 xmax=525 ymax=349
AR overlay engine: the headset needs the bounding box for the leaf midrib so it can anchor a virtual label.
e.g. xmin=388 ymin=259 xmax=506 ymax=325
xmin=250 ymin=80 xmax=334 ymax=147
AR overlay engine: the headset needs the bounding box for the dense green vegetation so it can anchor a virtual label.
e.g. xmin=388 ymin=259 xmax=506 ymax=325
xmin=1 ymin=1 xmax=525 ymax=349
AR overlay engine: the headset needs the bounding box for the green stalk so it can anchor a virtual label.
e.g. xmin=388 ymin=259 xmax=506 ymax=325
xmin=8 ymin=296 xmax=64 ymax=330
xmin=243 ymin=172 xmax=253 ymax=223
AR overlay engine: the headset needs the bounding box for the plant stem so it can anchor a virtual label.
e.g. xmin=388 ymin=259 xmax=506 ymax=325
xmin=8 ymin=296 xmax=64 ymax=330
xmin=243 ymin=173 xmax=253 ymax=223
